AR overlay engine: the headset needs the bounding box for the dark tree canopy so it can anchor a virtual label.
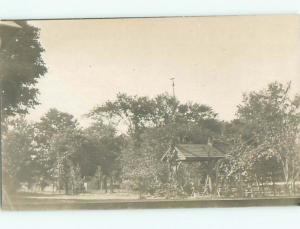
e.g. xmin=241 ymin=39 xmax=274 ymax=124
xmin=35 ymin=108 xmax=78 ymax=140
xmin=0 ymin=21 xmax=47 ymax=117
xmin=33 ymin=109 xmax=79 ymax=184
xmin=89 ymin=93 xmax=220 ymax=141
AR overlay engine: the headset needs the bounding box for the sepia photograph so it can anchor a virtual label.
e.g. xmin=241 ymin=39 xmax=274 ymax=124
xmin=1 ymin=15 xmax=300 ymax=210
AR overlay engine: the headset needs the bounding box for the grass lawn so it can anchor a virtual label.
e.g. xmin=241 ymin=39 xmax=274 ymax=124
xmin=2 ymin=190 xmax=300 ymax=211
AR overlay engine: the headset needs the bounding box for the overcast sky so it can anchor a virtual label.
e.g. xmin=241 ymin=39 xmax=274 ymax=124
xmin=28 ymin=15 xmax=300 ymax=126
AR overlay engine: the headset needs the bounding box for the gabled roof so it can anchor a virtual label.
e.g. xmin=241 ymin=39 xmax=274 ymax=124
xmin=162 ymin=144 xmax=225 ymax=162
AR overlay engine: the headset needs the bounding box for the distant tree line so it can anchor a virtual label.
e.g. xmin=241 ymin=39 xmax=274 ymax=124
xmin=3 ymin=82 xmax=300 ymax=198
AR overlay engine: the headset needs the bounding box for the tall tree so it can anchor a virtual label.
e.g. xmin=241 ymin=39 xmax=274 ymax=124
xmin=34 ymin=109 xmax=79 ymax=187
xmin=49 ymin=128 xmax=97 ymax=194
xmin=89 ymin=93 xmax=155 ymax=137
xmin=236 ymin=82 xmax=300 ymax=193
xmin=0 ymin=21 xmax=47 ymax=118
xmin=1 ymin=21 xmax=47 ymax=199
xmin=89 ymin=93 xmax=220 ymax=141
xmin=84 ymin=121 xmax=123 ymax=193
xmin=2 ymin=117 xmax=38 ymax=193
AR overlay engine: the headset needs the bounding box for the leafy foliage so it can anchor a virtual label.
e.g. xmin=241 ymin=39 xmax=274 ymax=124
xmin=219 ymin=82 xmax=300 ymax=195
xmin=33 ymin=109 xmax=79 ymax=186
xmin=0 ymin=21 xmax=47 ymax=117
xmin=2 ymin=117 xmax=39 ymax=192
xmin=4 ymin=80 xmax=300 ymax=198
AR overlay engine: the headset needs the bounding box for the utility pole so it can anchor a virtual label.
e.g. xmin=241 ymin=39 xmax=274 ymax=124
xmin=170 ymin=77 xmax=175 ymax=97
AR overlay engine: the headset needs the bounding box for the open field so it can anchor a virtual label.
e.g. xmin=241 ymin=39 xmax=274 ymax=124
xmin=2 ymin=192 xmax=300 ymax=210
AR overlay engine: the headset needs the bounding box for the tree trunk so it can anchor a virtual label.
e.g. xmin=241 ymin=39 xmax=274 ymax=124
xmin=139 ymin=188 xmax=142 ymax=199
xmin=138 ymin=179 xmax=144 ymax=199
xmin=97 ymin=174 xmax=102 ymax=190
xmin=109 ymin=176 xmax=114 ymax=193
xmin=71 ymin=181 xmax=74 ymax=195
xmin=97 ymin=168 xmax=102 ymax=190
xmin=65 ymin=180 xmax=69 ymax=195
xmin=271 ymin=173 xmax=276 ymax=196
xmin=255 ymin=175 xmax=262 ymax=196
xmin=291 ymin=158 xmax=296 ymax=195
xmin=103 ymin=176 xmax=108 ymax=193
xmin=261 ymin=179 xmax=265 ymax=196
xmin=282 ymin=158 xmax=291 ymax=195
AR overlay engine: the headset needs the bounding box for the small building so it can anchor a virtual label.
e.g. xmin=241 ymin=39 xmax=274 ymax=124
xmin=161 ymin=141 xmax=225 ymax=194
xmin=161 ymin=144 xmax=225 ymax=162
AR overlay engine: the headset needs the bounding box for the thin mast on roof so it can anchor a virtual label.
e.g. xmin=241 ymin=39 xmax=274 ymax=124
xmin=169 ymin=77 xmax=176 ymax=158
xmin=170 ymin=77 xmax=176 ymax=123
xmin=170 ymin=77 xmax=175 ymax=97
